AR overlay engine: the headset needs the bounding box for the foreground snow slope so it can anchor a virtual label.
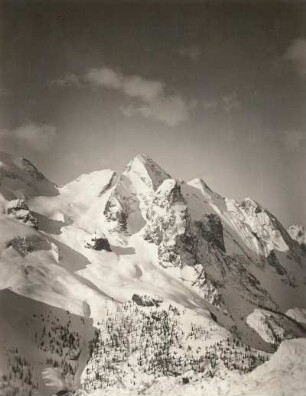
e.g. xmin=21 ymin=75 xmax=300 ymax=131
xmin=0 ymin=289 xmax=94 ymax=395
xmin=85 ymin=338 xmax=306 ymax=396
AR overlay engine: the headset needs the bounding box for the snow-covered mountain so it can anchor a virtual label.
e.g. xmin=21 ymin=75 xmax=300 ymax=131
xmin=0 ymin=151 xmax=305 ymax=396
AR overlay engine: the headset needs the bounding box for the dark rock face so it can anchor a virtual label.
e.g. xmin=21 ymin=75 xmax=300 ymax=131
xmin=266 ymin=251 xmax=293 ymax=285
xmin=6 ymin=198 xmax=38 ymax=229
xmin=240 ymin=198 xmax=262 ymax=214
xmin=6 ymin=235 xmax=50 ymax=257
xmin=21 ymin=158 xmax=48 ymax=181
xmin=85 ymin=236 xmax=112 ymax=252
xmin=196 ymin=214 xmax=225 ymax=253
xmin=132 ymin=294 xmax=162 ymax=307
xmin=144 ymin=180 xmax=227 ymax=269
xmin=98 ymin=172 xmax=116 ymax=197
xmin=103 ymin=196 xmax=128 ymax=233
xmin=6 ymin=198 xmax=28 ymax=212
xmin=143 ymin=180 xmax=196 ymax=268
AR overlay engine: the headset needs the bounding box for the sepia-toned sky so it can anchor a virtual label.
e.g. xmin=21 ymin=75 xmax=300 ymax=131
xmin=0 ymin=0 xmax=306 ymax=226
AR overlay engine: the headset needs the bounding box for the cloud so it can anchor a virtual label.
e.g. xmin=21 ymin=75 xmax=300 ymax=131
xmin=0 ymin=123 xmax=57 ymax=152
xmin=281 ymin=130 xmax=306 ymax=150
xmin=122 ymin=75 xmax=164 ymax=101
xmin=84 ymin=67 xmax=164 ymax=101
xmin=57 ymin=66 xmax=190 ymax=127
xmin=176 ymin=45 xmax=201 ymax=60
xmin=284 ymin=38 xmax=306 ymax=78
xmin=85 ymin=68 xmax=121 ymax=90
xmin=122 ymin=95 xmax=189 ymax=127
xmin=86 ymin=68 xmax=164 ymax=100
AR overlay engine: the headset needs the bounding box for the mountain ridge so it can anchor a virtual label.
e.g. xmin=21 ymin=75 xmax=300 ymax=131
xmin=0 ymin=152 xmax=305 ymax=396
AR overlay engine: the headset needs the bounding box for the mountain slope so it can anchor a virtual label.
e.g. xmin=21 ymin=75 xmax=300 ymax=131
xmin=0 ymin=152 xmax=305 ymax=396
xmin=0 ymin=152 xmax=58 ymax=203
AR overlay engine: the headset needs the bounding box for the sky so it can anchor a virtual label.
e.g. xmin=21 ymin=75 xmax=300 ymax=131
xmin=0 ymin=0 xmax=306 ymax=227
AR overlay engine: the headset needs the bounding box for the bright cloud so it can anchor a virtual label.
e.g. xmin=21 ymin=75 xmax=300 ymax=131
xmin=84 ymin=67 xmax=164 ymax=101
xmin=0 ymin=123 xmax=57 ymax=152
xmin=85 ymin=68 xmax=122 ymax=89
xmin=57 ymin=66 xmax=191 ymax=127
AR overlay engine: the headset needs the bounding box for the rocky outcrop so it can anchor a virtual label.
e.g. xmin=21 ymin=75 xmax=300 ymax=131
xmin=288 ymin=225 xmax=306 ymax=247
xmin=143 ymin=179 xmax=228 ymax=269
xmin=103 ymin=196 xmax=128 ymax=234
xmin=6 ymin=234 xmax=49 ymax=257
xmin=197 ymin=214 xmax=225 ymax=252
xmin=132 ymin=294 xmax=162 ymax=307
xmin=143 ymin=179 xmax=195 ymax=267
xmin=6 ymin=198 xmax=38 ymax=229
xmin=85 ymin=235 xmax=112 ymax=252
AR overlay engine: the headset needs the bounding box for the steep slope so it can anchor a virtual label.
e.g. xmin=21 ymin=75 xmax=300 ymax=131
xmin=187 ymin=178 xmax=296 ymax=257
xmin=103 ymin=154 xmax=170 ymax=240
xmin=30 ymin=168 xmax=116 ymax=235
xmin=140 ymin=176 xmax=306 ymax=352
xmin=0 ymin=152 xmax=58 ymax=204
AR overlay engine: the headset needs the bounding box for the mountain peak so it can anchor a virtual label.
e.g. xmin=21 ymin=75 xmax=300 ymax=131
xmin=126 ymin=153 xmax=158 ymax=168
xmin=102 ymin=155 xmax=171 ymax=236
xmin=129 ymin=153 xmax=152 ymax=163
xmin=0 ymin=151 xmax=58 ymax=198
xmin=123 ymin=154 xmax=171 ymax=191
